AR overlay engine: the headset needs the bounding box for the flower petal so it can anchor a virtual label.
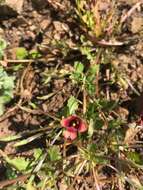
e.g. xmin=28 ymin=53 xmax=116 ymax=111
xmin=61 ymin=115 xmax=79 ymax=127
xmin=78 ymin=121 xmax=87 ymax=133
xmin=66 ymin=127 xmax=77 ymax=132
xmin=61 ymin=115 xmax=88 ymax=134
xmin=61 ymin=115 xmax=79 ymax=132
xmin=63 ymin=130 xmax=77 ymax=141
xmin=61 ymin=118 xmax=70 ymax=128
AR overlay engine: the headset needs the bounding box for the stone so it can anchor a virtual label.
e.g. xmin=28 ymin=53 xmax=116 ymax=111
xmin=31 ymin=0 xmax=48 ymax=10
xmin=40 ymin=18 xmax=51 ymax=31
xmin=0 ymin=0 xmax=24 ymax=17
xmin=131 ymin=16 xmax=143 ymax=33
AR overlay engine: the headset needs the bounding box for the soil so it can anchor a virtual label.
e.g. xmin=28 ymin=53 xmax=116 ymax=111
xmin=0 ymin=0 xmax=143 ymax=189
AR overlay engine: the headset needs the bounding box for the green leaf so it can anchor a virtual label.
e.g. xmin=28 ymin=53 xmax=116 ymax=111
xmin=26 ymin=175 xmax=36 ymax=190
xmin=5 ymin=156 xmax=30 ymax=171
xmin=0 ymin=39 xmax=6 ymax=59
xmin=88 ymin=119 xmax=94 ymax=137
xmin=33 ymin=148 xmax=43 ymax=161
xmin=80 ymin=46 xmax=95 ymax=60
xmin=70 ymin=62 xmax=84 ymax=84
xmin=48 ymin=146 xmax=61 ymax=161
xmin=0 ymin=39 xmax=7 ymax=49
xmin=29 ymin=50 xmax=41 ymax=59
xmin=3 ymin=77 xmax=15 ymax=90
xmin=0 ymin=67 xmax=15 ymax=115
xmin=13 ymin=139 xmax=29 ymax=147
xmin=0 ymin=134 xmax=21 ymax=142
xmin=88 ymin=64 xmax=99 ymax=75
xmin=0 ymin=103 xmax=4 ymax=115
xmin=94 ymin=156 xmax=108 ymax=165
xmin=16 ymin=47 xmax=28 ymax=59
xmin=26 ymin=182 xmax=36 ymax=190
xmin=127 ymin=152 xmax=143 ymax=165
xmin=11 ymin=64 xmax=23 ymax=71
xmin=74 ymin=61 xmax=84 ymax=73
xmin=67 ymin=96 xmax=79 ymax=115
xmin=88 ymin=143 xmax=97 ymax=152
xmin=6 ymin=167 xmax=17 ymax=179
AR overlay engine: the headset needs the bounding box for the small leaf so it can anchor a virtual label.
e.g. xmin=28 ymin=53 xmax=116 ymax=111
xmin=88 ymin=119 xmax=94 ymax=137
xmin=13 ymin=139 xmax=29 ymax=147
xmin=26 ymin=182 xmax=36 ymax=190
xmin=0 ymin=134 xmax=21 ymax=142
xmin=127 ymin=152 xmax=143 ymax=165
xmin=33 ymin=148 xmax=43 ymax=161
xmin=48 ymin=146 xmax=61 ymax=161
xmin=118 ymin=77 xmax=128 ymax=90
xmin=0 ymin=103 xmax=4 ymax=116
xmin=5 ymin=156 xmax=30 ymax=171
xmin=6 ymin=167 xmax=17 ymax=179
xmin=74 ymin=61 xmax=84 ymax=73
xmin=0 ymin=67 xmax=15 ymax=115
xmin=29 ymin=50 xmax=41 ymax=59
xmin=67 ymin=96 xmax=79 ymax=115
xmin=88 ymin=143 xmax=97 ymax=152
xmin=94 ymin=156 xmax=108 ymax=165
xmin=80 ymin=46 xmax=95 ymax=60
xmin=88 ymin=64 xmax=99 ymax=75
xmin=26 ymin=175 xmax=36 ymax=190
xmin=0 ymin=39 xmax=7 ymax=49
xmin=0 ymin=39 xmax=6 ymax=59
xmin=16 ymin=47 xmax=28 ymax=60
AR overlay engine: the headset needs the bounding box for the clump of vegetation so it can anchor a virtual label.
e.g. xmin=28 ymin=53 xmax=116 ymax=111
xmin=0 ymin=39 xmax=6 ymax=59
xmin=0 ymin=39 xmax=15 ymax=115
xmin=0 ymin=0 xmax=143 ymax=190
xmin=0 ymin=67 xmax=15 ymax=115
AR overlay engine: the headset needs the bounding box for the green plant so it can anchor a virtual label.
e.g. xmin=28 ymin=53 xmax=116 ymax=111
xmin=0 ymin=67 xmax=15 ymax=115
xmin=16 ymin=47 xmax=28 ymax=59
xmin=29 ymin=50 xmax=41 ymax=59
xmin=71 ymin=61 xmax=99 ymax=95
xmin=67 ymin=96 xmax=79 ymax=115
xmin=0 ymin=39 xmax=6 ymax=59
xmin=16 ymin=48 xmax=41 ymax=59
xmin=76 ymin=0 xmax=114 ymax=37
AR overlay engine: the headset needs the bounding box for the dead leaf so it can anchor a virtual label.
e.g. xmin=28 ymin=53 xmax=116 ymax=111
xmin=124 ymin=123 xmax=140 ymax=144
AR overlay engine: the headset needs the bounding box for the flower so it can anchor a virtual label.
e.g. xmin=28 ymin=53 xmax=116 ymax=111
xmin=137 ymin=114 xmax=143 ymax=126
xmin=63 ymin=130 xmax=77 ymax=141
xmin=61 ymin=115 xmax=87 ymax=141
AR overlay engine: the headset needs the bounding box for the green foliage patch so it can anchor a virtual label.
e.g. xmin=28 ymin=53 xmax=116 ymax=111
xmin=0 ymin=67 xmax=15 ymax=115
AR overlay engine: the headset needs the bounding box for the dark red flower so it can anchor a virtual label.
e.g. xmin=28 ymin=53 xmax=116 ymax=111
xmin=137 ymin=114 xmax=143 ymax=126
xmin=61 ymin=115 xmax=87 ymax=140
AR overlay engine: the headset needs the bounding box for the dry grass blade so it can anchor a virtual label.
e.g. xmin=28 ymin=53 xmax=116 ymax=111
xmin=121 ymin=1 xmax=143 ymax=23
xmin=92 ymin=168 xmax=101 ymax=190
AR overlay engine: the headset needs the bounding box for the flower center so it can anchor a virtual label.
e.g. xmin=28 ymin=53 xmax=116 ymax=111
xmin=69 ymin=119 xmax=80 ymax=128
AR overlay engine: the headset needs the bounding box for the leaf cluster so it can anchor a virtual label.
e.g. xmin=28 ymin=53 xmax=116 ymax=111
xmin=0 ymin=67 xmax=15 ymax=115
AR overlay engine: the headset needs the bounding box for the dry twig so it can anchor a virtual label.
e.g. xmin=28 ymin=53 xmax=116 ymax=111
xmin=0 ymin=174 xmax=30 ymax=189
xmin=121 ymin=1 xmax=143 ymax=23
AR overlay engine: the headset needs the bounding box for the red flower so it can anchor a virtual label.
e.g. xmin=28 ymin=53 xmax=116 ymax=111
xmin=61 ymin=115 xmax=87 ymax=141
xmin=63 ymin=130 xmax=77 ymax=141
xmin=137 ymin=114 xmax=143 ymax=126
